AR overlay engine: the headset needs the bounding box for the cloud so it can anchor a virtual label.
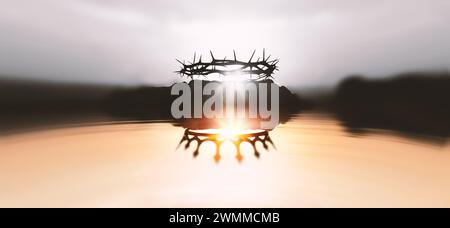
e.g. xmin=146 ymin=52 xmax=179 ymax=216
xmin=0 ymin=0 xmax=449 ymax=87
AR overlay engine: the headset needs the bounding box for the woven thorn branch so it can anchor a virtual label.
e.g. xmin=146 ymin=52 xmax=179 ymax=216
xmin=175 ymin=49 xmax=279 ymax=80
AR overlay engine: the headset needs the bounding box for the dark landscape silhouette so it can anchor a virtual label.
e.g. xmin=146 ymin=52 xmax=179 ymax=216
xmin=330 ymin=72 xmax=450 ymax=141
xmin=0 ymin=77 xmax=308 ymax=133
xmin=0 ymin=72 xmax=449 ymax=144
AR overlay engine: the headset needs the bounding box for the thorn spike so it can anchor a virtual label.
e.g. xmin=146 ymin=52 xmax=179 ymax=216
xmin=249 ymin=50 xmax=256 ymax=63
xmin=176 ymin=59 xmax=184 ymax=65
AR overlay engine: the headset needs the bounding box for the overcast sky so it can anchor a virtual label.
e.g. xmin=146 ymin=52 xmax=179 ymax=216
xmin=0 ymin=0 xmax=449 ymax=87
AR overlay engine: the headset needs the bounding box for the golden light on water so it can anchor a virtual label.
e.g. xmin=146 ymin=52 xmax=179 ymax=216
xmin=1 ymin=114 xmax=450 ymax=207
xmin=179 ymin=127 xmax=274 ymax=163
xmin=192 ymin=129 xmax=259 ymax=140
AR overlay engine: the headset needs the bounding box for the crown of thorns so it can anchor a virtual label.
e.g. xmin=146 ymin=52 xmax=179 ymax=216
xmin=178 ymin=129 xmax=276 ymax=163
xmin=176 ymin=49 xmax=279 ymax=80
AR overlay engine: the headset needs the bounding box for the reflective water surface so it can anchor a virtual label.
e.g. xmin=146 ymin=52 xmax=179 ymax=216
xmin=0 ymin=113 xmax=449 ymax=207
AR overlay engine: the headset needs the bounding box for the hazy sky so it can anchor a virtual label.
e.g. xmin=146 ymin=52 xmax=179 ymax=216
xmin=0 ymin=0 xmax=449 ymax=87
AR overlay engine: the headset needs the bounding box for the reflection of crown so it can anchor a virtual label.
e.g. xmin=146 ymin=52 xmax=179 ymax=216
xmin=176 ymin=50 xmax=279 ymax=81
xmin=178 ymin=129 xmax=276 ymax=163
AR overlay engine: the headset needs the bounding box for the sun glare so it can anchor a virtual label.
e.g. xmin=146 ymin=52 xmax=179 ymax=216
xmin=200 ymin=64 xmax=256 ymax=82
xmin=206 ymin=70 xmax=251 ymax=82
xmin=192 ymin=128 xmax=265 ymax=140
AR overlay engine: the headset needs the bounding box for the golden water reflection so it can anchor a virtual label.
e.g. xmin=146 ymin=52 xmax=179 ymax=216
xmin=178 ymin=128 xmax=275 ymax=163
xmin=0 ymin=113 xmax=449 ymax=207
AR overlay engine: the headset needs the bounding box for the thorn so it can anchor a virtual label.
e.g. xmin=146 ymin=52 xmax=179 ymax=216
xmin=199 ymin=55 xmax=202 ymax=63
xmin=249 ymin=50 xmax=256 ymax=63
xmin=233 ymin=50 xmax=237 ymax=61
xmin=263 ymin=49 xmax=265 ymax=61
xmin=176 ymin=59 xmax=184 ymax=65
xmin=193 ymin=52 xmax=196 ymax=63
xmin=210 ymin=50 xmax=215 ymax=60
xmin=266 ymin=55 xmax=271 ymax=61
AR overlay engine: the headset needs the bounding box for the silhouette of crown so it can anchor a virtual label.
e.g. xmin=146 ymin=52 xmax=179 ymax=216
xmin=177 ymin=128 xmax=276 ymax=163
xmin=176 ymin=49 xmax=279 ymax=81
